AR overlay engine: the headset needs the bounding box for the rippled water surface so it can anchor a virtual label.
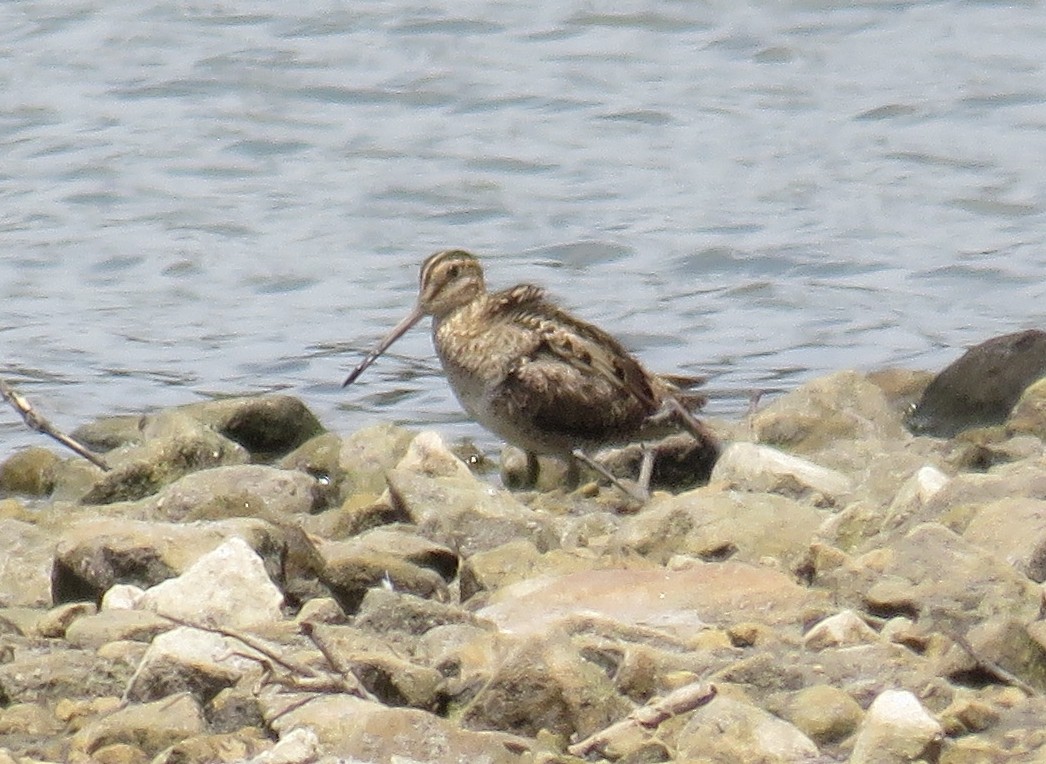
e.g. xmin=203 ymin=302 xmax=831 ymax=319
xmin=2 ymin=0 xmax=1044 ymax=454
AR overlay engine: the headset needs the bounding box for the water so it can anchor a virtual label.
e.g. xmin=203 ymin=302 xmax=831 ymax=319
xmin=2 ymin=0 xmax=1044 ymax=457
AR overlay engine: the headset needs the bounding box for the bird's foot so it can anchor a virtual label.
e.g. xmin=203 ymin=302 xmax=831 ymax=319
xmin=571 ymin=448 xmax=649 ymax=503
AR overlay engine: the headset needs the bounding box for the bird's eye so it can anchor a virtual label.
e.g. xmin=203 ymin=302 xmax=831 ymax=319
xmin=447 ymin=264 xmax=460 ymax=279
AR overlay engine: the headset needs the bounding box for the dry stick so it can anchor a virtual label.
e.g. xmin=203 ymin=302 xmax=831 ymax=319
xmin=568 ymin=681 xmax=717 ymax=758
xmin=0 ymin=378 xmax=110 ymax=471
xmin=949 ymin=631 xmax=1038 ymax=697
xmin=153 ymin=612 xmax=376 ymax=701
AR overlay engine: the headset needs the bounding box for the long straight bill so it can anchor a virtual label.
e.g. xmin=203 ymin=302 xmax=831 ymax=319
xmin=342 ymin=305 xmax=425 ymax=387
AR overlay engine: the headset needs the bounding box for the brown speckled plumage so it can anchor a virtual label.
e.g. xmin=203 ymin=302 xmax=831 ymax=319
xmin=344 ymin=249 xmax=713 ymax=487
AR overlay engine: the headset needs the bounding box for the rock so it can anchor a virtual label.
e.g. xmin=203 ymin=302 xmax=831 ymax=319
xmin=140 ymin=464 xmax=321 ymax=522
xmin=71 ymin=414 xmax=144 ymax=452
xmin=753 ymin=370 xmax=906 ymax=452
xmin=774 ymin=684 xmax=863 ymax=746
xmin=461 ymin=632 xmax=631 ymax=739
xmin=803 ymin=609 xmax=880 ymax=650
xmin=941 ymin=617 xmax=1046 ymax=693
xmin=305 ymin=624 xmax=445 ymax=710
xmin=354 ymin=587 xmax=488 ymax=637
xmin=338 ymin=422 xmax=418 ymax=493
xmin=675 ymin=695 xmax=820 ymax=761
xmin=71 ymin=692 xmax=207 ymax=758
xmin=479 ymin=562 xmax=828 ymax=640
xmin=882 ymin=464 xmax=951 ymax=532
xmin=906 ymin=329 xmax=1046 ymax=437
xmin=861 ymin=523 xmax=1042 ymax=631
xmin=150 ymin=728 xmax=272 ymax=764
xmin=52 ymin=517 xmax=287 ymax=604
xmin=962 ymin=497 xmax=1046 ymax=582
xmin=173 ymin=394 xmax=325 ymax=459
xmin=243 ymin=727 xmax=319 ymax=764
xmin=262 ymin=693 xmax=525 ymax=763
xmin=64 ymin=609 xmax=171 ymax=649
xmin=0 ymin=518 xmax=57 ymax=607
xmin=126 ymin=626 xmax=266 ymax=704
xmin=0 ymin=447 xmax=60 ymax=496
xmin=317 ymin=526 xmax=458 ymax=612
xmin=611 ymin=487 xmax=824 ymax=566
xmin=137 ymin=537 xmax=284 ymax=628
xmin=384 ymin=431 xmax=556 ymax=557
xmin=55 ymin=412 xmax=250 ymax=505
xmin=458 ymin=539 xmax=629 ymax=602
xmin=710 ymin=442 xmax=853 ymax=504
xmin=36 ymin=601 xmax=96 ymax=638
xmin=1008 ymin=377 xmax=1046 ymax=438
xmin=0 ymin=648 xmax=134 ymax=705
xmin=849 ymin=689 xmax=943 ymax=764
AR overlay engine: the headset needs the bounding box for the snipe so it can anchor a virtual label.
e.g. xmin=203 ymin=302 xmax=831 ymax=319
xmin=343 ymin=249 xmax=717 ymax=494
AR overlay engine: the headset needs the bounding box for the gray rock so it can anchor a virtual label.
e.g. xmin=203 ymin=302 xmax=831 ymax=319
xmin=318 ymin=526 xmax=457 ymax=613
xmin=849 ymin=689 xmax=943 ymax=764
xmin=803 ymin=609 xmax=880 ymax=650
xmin=479 ymin=562 xmax=828 ymax=639
xmin=138 ymin=537 xmax=284 ymax=628
xmin=262 ymin=693 xmax=525 ymax=763
xmin=862 ymin=523 xmax=1042 ymax=632
xmin=753 ymin=370 xmax=906 ymax=453
xmin=0 ymin=447 xmax=60 ymax=496
xmin=63 ymin=609 xmax=171 ymax=649
xmin=0 ymin=647 xmax=135 ymax=705
xmin=70 ymin=691 xmax=207 ymax=758
xmin=140 ymin=463 xmax=321 ymax=522
xmin=0 ymin=518 xmax=57 ymax=608
xmin=962 ymin=497 xmax=1046 ymax=582
xmin=711 ymin=442 xmax=853 ymax=504
xmin=612 ymin=486 xmax=824 ymax=566
xmin=906 ymin=329 xmax=1046 ymax=437
xmin=305 ymin=623 xmax=445 ymax=710
xmin=1008 ymin=376 xmax=1046 ymax=439
xmin=126 ymin=626 xmax=266 ymax=704
xmin=460 ymin=632 xmax=631 ymax=739
xmin=55 ymin=412 xmax=250 ymax=505
xmin=384 ymin=431 xmax=556 ymax=557
xmin=774 ymin=684 xmax=863 ymax=746
xmin=52 ymin=517 xmax=287 ymax=604
xmin=173 ymin=394 xmax=325 ymax=459
xmin=676 ymin=695 xmax=820 ymax=762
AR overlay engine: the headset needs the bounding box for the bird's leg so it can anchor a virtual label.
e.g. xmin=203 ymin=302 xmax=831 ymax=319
xmin=637 ymin=444 xmax=656 ymax=497
xmin=564 ymin=455 xmax=581 ymax=489
xmin=665 ymin=397 xmax=719 ymax=453
xmin=524 ymin=451 xmax=541 ymax=488
xmin=570 ymin=449 xmax=648 ymax=503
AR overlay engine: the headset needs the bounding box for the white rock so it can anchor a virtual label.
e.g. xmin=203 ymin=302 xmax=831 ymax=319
xmin=884 ymin=465 xmax=951 ymax=530
xmin=247 ymin=727 xmax=321 ymax=764
xmin=126 ymin=625 xmax=265 ymax=702
xmin=711 ymin=442 xmax=853 ymax=502
xmin=803 ymin=609 xmax=880 ymax=650
xmin=138 ymin=536 xmax=283 ymax=628
xmin=101 ymin=583 xmax=146 ymax=610
xmin=849 ymin=689 xmax=943 ymax=764
xmin=395 ymin=430 xmax=473 ymax=479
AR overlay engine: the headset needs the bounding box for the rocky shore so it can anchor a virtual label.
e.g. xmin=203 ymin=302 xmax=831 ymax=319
xmin=1 ymin=367 xmax=1045 ymax=763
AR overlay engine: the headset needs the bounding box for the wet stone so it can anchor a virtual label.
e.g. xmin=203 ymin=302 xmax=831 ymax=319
xmin=906 ymin=329 xmax=1046 ymax=438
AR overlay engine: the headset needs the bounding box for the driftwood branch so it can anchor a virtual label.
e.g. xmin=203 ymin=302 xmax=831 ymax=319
xmin=0 ymin=378 xmax=110 ymax=470
xmin=568 ymin=681 xmax=717 ymax=758
xmin=152 ymin=612 xmax=377 ymax=702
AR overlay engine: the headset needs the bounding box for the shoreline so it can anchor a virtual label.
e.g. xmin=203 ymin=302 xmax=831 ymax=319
xmin=0 ymin=366 xmax=1044 ymax=763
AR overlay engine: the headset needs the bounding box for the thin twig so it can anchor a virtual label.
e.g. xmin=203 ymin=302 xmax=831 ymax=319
xmin=0 ymin=378 xmax=110 ymax=470
xmin=568 ymin=681 xmax=717 ymax=758
xmin=949 ymin=631 xmax=1038 ymax=697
